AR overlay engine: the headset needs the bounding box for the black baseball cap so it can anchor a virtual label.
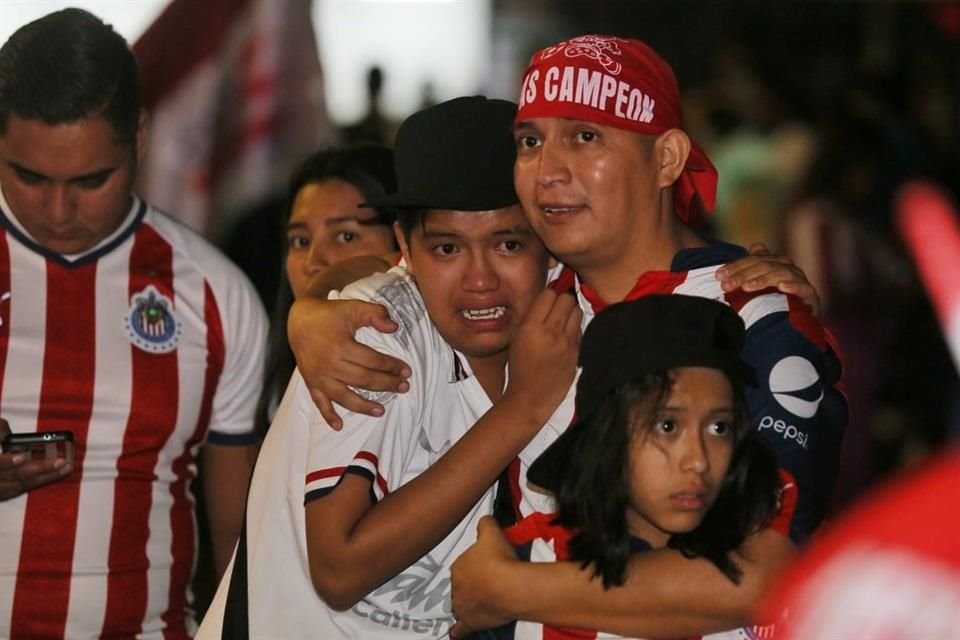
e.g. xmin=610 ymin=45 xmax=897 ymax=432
xmin=527 ymin=294 xmax=754 ymax=493
xmin=362 ymin=96 xmax=518 ymax=211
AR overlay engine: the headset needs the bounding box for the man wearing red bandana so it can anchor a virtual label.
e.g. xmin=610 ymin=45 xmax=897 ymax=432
xmin=443 ymin=35 xmax=846 ymax=639
xmin=514 ymin=36 xmax=716 ymax=228
xmin=284 ymin=35 xmax=844 ymax=640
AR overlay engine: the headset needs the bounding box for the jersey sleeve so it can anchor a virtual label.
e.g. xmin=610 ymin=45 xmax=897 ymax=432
xmin=204 ymin=254 xmax=269 ymax=444
xmin=302 ymin=376 xmax=423 ymax=504
xmin=303 ymin=268 xmax=436 ymax=503
xmin=735 ymin=291 xmax=847 ymax=543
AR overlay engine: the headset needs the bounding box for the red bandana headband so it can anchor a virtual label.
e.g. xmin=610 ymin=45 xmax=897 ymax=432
xmin=515 ymin=35 xmax=717 ymax=223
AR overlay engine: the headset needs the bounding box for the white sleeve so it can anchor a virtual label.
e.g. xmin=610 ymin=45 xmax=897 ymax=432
xmin=305 ymin=268 xmax=436 ymax=501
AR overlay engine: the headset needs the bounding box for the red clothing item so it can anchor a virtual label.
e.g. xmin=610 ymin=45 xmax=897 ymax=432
xmin=503 ymin=513 xmax=601 ymax=640
xmin=763 ymin=447 xmax=960 ymax=640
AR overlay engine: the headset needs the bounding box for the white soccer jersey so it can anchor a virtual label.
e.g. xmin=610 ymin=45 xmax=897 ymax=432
xmin=0 ymin=192 xmax=267 ymax=639
xmin=198 ymin=268 xmax=498 ymax=639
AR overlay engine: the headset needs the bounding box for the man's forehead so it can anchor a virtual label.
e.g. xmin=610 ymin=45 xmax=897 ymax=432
xmin=420 ymin=206 xmax=532 ymax=234
xmin=0 ymin=115 xmax=132 ymax=178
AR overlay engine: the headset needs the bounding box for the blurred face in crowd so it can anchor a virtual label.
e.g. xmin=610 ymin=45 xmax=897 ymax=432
xmin=0 ymin=114 xmax=138 ymax=255
xmin=285 ymin=178 xmax=396 ymax=298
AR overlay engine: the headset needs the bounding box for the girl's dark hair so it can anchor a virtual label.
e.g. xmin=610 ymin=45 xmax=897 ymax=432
xmin=254 ymin=145 xmax=398 ymax=437
xmin=553 ymin=370 xmax=779 ymax=589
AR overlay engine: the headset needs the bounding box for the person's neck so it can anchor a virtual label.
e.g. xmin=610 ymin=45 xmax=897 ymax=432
xmin=576 ymin=217 xmax=704 ymax=304
xmin=466 ymin=353 xmax=508 ymax=402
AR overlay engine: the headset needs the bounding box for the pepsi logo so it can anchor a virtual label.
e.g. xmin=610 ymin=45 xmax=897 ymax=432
xmin=769 ymin=356 xmax=822 ymax=418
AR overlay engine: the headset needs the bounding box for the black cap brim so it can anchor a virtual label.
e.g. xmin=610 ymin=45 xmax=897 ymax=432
xmin=526 ymin=418 xmax=588 ymax=494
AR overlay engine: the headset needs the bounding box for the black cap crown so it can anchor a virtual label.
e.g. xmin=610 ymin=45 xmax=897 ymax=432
xmin=363 ymin=96 xmax=518 ymax=211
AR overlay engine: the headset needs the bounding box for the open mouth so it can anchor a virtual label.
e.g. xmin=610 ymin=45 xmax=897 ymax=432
xmin=461 ymin=306 xmax=506 ymax=320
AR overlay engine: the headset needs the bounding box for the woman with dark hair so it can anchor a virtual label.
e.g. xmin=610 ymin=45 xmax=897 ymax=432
xmin=496 ymin=294 xmax=783 ymax=639
xmin=256 ymin=145 xmax=398 ymax=436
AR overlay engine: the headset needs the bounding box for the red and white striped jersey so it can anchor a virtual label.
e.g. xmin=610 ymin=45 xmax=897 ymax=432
xmin=0 ymin=192 xmax=267 ymax=639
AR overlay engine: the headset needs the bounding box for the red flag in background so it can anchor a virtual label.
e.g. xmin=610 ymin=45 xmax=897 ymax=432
xmin=896 ymin=182 xmax=960 ymax=372
xmin=134 ymin=0 xmax=333 ymax=238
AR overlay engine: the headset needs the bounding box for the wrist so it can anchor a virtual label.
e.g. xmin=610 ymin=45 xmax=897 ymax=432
xmin=493 ymin=555 xmax=537 ymax=621
xmin=497 ymin=389 xmax=557 ymax=431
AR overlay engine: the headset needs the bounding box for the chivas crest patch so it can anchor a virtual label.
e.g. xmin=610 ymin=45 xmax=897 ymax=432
xmin=124 ymin=285 xmax=182 ymax=353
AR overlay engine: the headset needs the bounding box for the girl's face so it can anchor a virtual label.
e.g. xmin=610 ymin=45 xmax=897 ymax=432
xmin=625 ymin=366 xmax=736 ymax=548
xmin=285 ymin=178 xmax=396 ymax=299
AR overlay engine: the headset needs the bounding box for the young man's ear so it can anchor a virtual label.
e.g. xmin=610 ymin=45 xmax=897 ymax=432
xmin=393 ymin=222 xmax=414 ymax=276
xmin=654 ymin=129 xmax=691 ymax=188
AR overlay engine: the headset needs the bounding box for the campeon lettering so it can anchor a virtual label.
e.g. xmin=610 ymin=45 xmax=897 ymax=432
xmin=519 ymin=66 xmax=656 ymax=123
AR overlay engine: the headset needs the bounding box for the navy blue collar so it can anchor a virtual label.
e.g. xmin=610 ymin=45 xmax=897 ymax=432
xmin=0 ymin=197 xmax=147 ymax=269
xmin=670 ymin=240 xmax=747 ymax=272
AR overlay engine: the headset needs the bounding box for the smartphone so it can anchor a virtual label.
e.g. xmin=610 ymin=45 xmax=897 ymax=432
xmin=2 ymin=430 xmax=74 ymax=464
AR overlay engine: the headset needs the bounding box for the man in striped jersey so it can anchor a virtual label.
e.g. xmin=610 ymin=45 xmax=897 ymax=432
xmin=0 ymin=9 xmax=266 ymax=639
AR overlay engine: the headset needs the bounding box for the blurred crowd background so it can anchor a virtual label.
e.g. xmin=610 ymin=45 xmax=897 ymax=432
xmin=5 ymin=0 xmax=959 ymax=530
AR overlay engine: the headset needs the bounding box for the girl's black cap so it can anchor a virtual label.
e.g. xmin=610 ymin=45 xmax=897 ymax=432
xmin=527 ymin=294 xmax=754 ymax=493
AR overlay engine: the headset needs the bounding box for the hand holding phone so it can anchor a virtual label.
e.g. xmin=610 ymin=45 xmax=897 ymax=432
xmin=0 ymin=420 xmax=74 ymax=501
xmin=2 ymin=430 xmax=75 ymax=464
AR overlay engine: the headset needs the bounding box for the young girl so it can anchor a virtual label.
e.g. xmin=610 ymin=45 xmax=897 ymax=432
xmin=505 ymin=294 xmax=785 ymax=640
